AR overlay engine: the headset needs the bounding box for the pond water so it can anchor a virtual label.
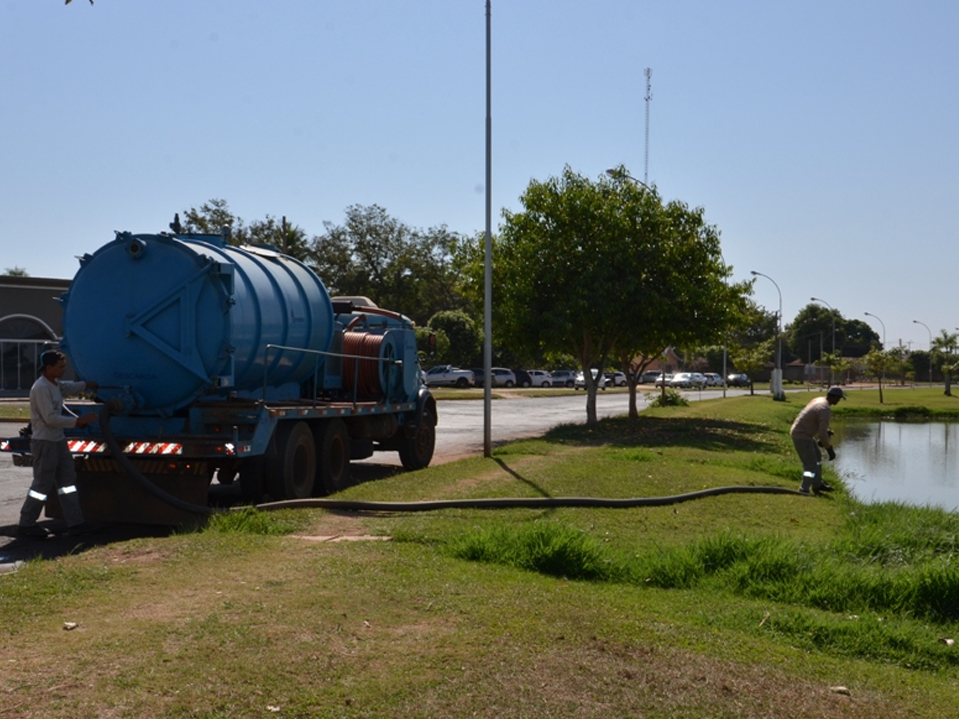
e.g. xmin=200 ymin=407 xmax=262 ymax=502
xmin=832 ymin=420 xmax=959 ymax=510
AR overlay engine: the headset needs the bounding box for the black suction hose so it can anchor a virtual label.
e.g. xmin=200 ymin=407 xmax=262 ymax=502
xmin=252 ymin=485 xmax=802 ymax=513
xmin=98 ymin=403 xmax=216 ymax=516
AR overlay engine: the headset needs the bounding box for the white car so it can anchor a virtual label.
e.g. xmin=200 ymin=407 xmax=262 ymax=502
xmin=669 ymin=372 xmax=706 ymax=390
xmin=703 ymin=372 xmax=724 ymax=387
xmin=549 ymin=370 xmax=577 ymax=388
xmin=574 ymin=369 xmax=607 ymax=390
xmin=423 ymin=365 xmax=474 ymax=388
xmin=527 ymin=370 xmax=552 ymax=387
xmin=604 ymin=371 xmax=627 ymax=387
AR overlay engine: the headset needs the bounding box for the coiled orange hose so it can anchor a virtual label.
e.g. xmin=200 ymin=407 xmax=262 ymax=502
xmin=342 ymin=332 xmax=384 ymax=398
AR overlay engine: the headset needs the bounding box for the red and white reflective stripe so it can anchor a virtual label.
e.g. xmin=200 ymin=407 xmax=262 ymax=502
xmin=68 ymin=440 xmax=108 ymax=453
xmin=67 ymin=440 xmax=183 ymax=455
xmin=128 ymin=442 xmax=182 ymax=455
xmin=0 ymin=441 xmax=9 ymax=451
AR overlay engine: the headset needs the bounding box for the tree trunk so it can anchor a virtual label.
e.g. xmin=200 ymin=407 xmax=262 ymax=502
xmin=585 ymin=380 xmax=598 ymax=423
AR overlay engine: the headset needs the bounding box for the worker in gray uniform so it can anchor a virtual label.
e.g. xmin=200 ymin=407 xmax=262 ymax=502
xmin=17 ymin=350 xmax=99 ymax=539
xmin=789 ymin=386 xmax=845 ymax=495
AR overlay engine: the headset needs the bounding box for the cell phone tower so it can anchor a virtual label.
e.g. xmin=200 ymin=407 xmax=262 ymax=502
xmin=644 ymin=67 xmax=652 ymax=185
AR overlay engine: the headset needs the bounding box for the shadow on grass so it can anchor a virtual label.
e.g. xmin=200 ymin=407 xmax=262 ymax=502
xmin=542 ymin=415 xmax=777 ymax=453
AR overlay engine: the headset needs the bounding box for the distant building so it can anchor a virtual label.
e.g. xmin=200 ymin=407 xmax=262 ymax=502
xmin=0 ymin=275 xmax=71 ymax=395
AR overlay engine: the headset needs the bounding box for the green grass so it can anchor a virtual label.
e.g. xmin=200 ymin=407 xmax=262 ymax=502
xmin=3 ymin=392 xmax=959 ymax=717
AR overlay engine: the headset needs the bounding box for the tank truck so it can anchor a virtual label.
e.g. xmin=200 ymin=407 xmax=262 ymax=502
xmin=0 ymin=230 xmax=436 ymax=524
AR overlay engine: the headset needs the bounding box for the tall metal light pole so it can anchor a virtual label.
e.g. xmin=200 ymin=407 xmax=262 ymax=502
xmin=864 ymin=312 xmax=886 ymax=384
xmin=864 ymin=312 xmax=886 ymax=348
xmin=483 ymin=0 xmax=492 ymax=457
xmin=913 ymin=319 xmax=933 ymax=386
xmin=751 ymin=270 xmax=783 ymax=400
xmin=810 ymin=296 xmax=836 ymax=384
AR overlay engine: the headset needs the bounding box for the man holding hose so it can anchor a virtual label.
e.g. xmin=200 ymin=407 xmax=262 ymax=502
xmin=790 ymin=386 xmax=845 ymax=495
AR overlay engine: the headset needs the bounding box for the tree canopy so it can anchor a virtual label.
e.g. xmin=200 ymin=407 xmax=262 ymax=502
xmin=492 ymin=166 xmax=747 ymax=421
xmin=180 ymin=200 xmax=468 ymax=327
xmin=307 ymin=204 xmax=464 ymax=326
xmin=180 ymin=199 xmax=311 ymax=261
xmin=784 ymin=303 xmax=879 ymax=361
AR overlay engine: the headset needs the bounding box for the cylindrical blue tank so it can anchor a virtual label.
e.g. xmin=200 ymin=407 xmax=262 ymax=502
xmin=60 ymin=232 xmax=335 ymax=415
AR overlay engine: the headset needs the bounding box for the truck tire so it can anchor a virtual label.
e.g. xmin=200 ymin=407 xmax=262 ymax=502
xmin=456 ymin=377 xmax=469 ymax=388
xmin=399 ymin=408 xmax=436 ymax=471
xmin=266 ymin=421 xmax=316 ymax=500
xmin=316 ymin=419 xmax=350 ymax=494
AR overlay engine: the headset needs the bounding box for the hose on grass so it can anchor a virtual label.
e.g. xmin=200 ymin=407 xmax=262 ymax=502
xmin=252 ymin=485 xmax=803 ymax=513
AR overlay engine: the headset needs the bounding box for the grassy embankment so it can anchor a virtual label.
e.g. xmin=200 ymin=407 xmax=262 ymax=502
xmin=2 ymin=389 xmax=959 ymax=717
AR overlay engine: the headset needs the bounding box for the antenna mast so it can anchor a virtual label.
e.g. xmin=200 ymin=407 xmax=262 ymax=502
xmin=644 ymin=67 xmax=652 ymax=185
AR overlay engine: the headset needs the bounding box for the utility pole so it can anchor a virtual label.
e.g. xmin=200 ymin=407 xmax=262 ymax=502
xmin=644 ymin=67 xmax=652 ymax=185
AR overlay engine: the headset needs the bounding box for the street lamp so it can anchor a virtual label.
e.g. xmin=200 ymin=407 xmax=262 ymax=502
xmin=810 ymin=296 xmax=836 ymax=384
xmin=864 ymin=312 xmax=886 ymax=349
xmin=913 ymin=319 xmax=933 ymax=386
xmin=605 ymin=168 xmax=653 ymax=191
xmin=751 ymin=270 xmax=784 ymax=399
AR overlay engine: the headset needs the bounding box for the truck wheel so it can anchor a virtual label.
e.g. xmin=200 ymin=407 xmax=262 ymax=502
xmin=456 ymin=377 xmax=469 ymax=388
xmin=317 ymin=419 xmax=350 ymax=494
xmin=266 ymin=422 xmax=316 ymax=500
xmin=399 ymin=408 xmax=435 ymax=470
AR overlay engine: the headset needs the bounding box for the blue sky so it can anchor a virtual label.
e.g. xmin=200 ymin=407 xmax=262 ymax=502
xmin=2 ymin=1 xmax=957 ymax=351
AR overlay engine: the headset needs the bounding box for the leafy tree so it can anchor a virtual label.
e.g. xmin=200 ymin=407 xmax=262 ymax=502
xmin=785 ymin=304 xmax=838 ymax=362
xmin=427 ymin=310 xmax=482 ymax=368
xmin=181 ymin=198 xmax=242 ymax=238
xmin=887 ymin=344 xmax=913 ymax=386
xmin=784 ymin=304 xmax=878 ymax=360
xmin=859 ymin=348 xmax=899 ymax=403
xmin=308 ymin=204 xmax=463 ymax=326
xmin=814 ymin=351 xmax=842 ymax=386
xmin=492 ymin=166 xmax=745 ymax=421
xmin=2 ymin=267 xmax=28 ymax=277
xmin=729 ymin=339 xmax=773 ymax=395
xmin=842 ymin=318 xmax=880 ymax=357
xmin=415 ymin=326 xmax=449 ymax=365
xmin=931 ymin=329 xmax=959 ymax=396
xmin=180 ymin=199 xmax=311 ymax=261
xmin=727 ymin=299 xmax=777 ymax=350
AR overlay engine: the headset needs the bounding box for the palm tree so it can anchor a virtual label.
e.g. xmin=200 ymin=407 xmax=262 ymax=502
xmin=931 ymin=330 xmax=959 ymax=396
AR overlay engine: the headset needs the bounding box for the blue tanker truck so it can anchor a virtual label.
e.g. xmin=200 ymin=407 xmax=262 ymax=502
xmin=0 ymin=230 xmax=437 ymax=524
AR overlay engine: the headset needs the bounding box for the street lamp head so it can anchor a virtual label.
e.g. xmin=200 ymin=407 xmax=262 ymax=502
xmin=750 ymin=270 xmax=759 ymax=276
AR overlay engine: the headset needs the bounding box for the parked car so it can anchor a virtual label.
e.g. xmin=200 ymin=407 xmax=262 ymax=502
xmin=472 ymin=367 xmax=517 ymax=388
xmin=703 ymin=372 xmax=724 ymax=387
xmin=654 ymin=373 xmax=673 ymax=387
xmin=604 ymin=371 xmax=628 ymax=387
xmin=727 ymin=373 xmax=750 ymax=387
xmin=512 ymin=369 xmax=532 ymax=387
xmin=669 ymin=372 xmax=706 ymax=390
xmin=424 ymin=365 xmax=474 ymax=388
xmin=549 ymin=370 xmax=577 ymax=388
xmin=526 ymin=369 xmax=552 ymax=387
xmin=640 ymin=370 xmax=666 ymax=384
xmin=574 ymin=369 xmax=607 ymax=390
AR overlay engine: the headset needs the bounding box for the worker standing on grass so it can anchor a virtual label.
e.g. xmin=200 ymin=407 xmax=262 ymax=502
xmin=789 ymin=386 xmax=845 ymax=495
xmin=17 ymin=350 xmax=99 ymax=539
